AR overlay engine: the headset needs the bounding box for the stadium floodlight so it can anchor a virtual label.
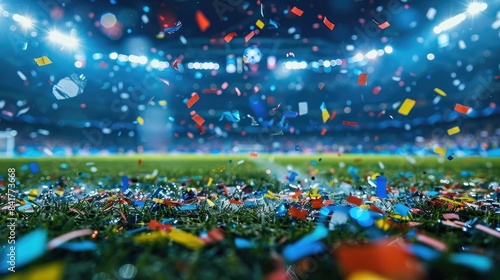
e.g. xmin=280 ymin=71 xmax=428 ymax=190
xmin=12 ymin=14 xmax=33 ymax=29
xmin=433 ymin=13 xmax=467 ymax=34
xmin=48 ymin=30 xmax=79 ymax=48
xmin=467 ymin=2 xmax=487 ymax=15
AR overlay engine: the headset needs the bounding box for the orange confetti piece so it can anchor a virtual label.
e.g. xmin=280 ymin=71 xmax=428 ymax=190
xmin=186 ymin=93 xmax=200 ymax=108
xmin=249 ymin=152 xmax=258 ymax=157
xmin=378 ymin=21 xmax=390 ymax=29
xmin=290 ymin=6 xmax=304 ymax=17
xmin=323 ymin=17 xmax=335 ymax=30
xmin=245 ymin=30 xmax=255 ymax=42
xmin=195 ymin=10 xmax=210 ymax=32
xmin=192 ymin=114 xmax=205 ymax=126
xmin=138 ymin=159 xmax=142 ymax=165
xmin=320 ymin=128 xmax=327 ymax=135
xmin=224 ymin=32 xmax=238 ymax=43
xmin=358 ymin=73 xmax=367 ymax=86
xmin=454 ymin=103 xmax=470 ymax=114
xmin=342 ymin=121 xmax=358 ymax=127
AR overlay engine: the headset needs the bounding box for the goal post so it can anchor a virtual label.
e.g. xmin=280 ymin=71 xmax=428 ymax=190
xmin=0 ymin=131 xmax=15 ymax=158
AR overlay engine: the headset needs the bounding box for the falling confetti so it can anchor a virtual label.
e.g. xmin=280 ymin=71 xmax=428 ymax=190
xmin=398 ymin=99 xmax=416 ymax=116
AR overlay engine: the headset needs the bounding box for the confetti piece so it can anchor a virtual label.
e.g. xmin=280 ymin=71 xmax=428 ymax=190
xmin=447 ymin=126 xmax=460 ymax=135
xmin=28 ymin=162 xmax=40 ymax=174
xmin=447 ymin=155 xmax=454 ymax=161
xmin=394 ymin=203 xmax=410 ymax=217
xmin=298 ymin=102 xmax=308 ymax=115
xmin=290 ymin=6 xmax=304 ymax=17
xmin=342 ymin=121 xmax=358 ymax=127
xmin=212 ymin=166 xmax=226 ymax=172
xmin=442 ymin=213 xmax=460 ymax=220
xmin=329 ymin=111 xmax=337 ymax=120
xmin=0 ymin=229 xmax=47 ymax=271
xmin=378 ymin=21 xmax=390 ymax=29
xmin=320 ymin=128 xmax=327 ymax=135
xmin=158 ymin=78 xmax=169 ymax=85
xmin=34 ymin=56 xmax=52 ymax=66
xmin=346 ymin=195 xmax=363 ymax=206
xmin=397 ymin=98 xmax=416 ymax=116
xmin=373 ymin=86 xmax=381 ymax=94
xmin=322 ymin=110 xmax=330 ymax=123
xmin=434 ymin=88 xmax=446 ymax=96
xmin=245 ymin=31 xmax=255 ymax=42
xmin=256 ymin=19 xmax=265 ymax=29
xmin=207 ymin=177 xmax=213 ymax=187
xmin=375 ymin=175 xmax=388 ymax=198
xmin=434 ymin=147 xmax=446 ymax=156
xmin=249 ymin=152 xmax=258 ymax=157
xmin=2 ymin=262 xmax=65 ymax=280
xmin=323 ymin=17 xmax=335 ymax=30
xmin=289 ymin=205 xmax=308 ymax=220
xmin=195 ymin=10 xmax=210 ymax=32
xmin=192 ymin=114 xmax=205 ymax=126
xmin=224 ymin=32 xmax=238 ymax=43
xmin=47 ymin=229 xmax=93 ymax=250
xmin=186 ymin=93 xmax=200 ymax=108
xmin=136 ymin=116 xmax=144 ymax=125
xmin=358 ymin=73 xmax=367 ymax=86
xmin=454 ymin=103 xmax=470 ymax=114
xmin=172 ymin=60 xmax=179 ymax=70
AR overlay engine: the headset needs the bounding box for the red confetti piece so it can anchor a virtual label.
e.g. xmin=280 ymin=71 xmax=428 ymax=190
xmin=442 ymin=213 xmax=460 ymax=220
xmin=358 ymin=73 xmax=367 ymax=86
xmin=138 ymin=159 xmax=142 ymax=165
xmin=290 ymin=6 xmax=304 ymax=17
xmin=373 ymin=86 xmax=381 ymax=94
xmin=378 ymin=21 xmax=390 ymax=29
xmin=329 ymin=111 xmax=337 ymax=120
xmin=148 ymin=220 xmax=173 ymax=232
xmin=249 ymin=152 xmax=258 ymax=157
xmin=195 ymin=10 xmax=210 ymax=32
xmin=342 ymin=121 xmax=358 ymax=127
xmin=192 ymin=114 xmax=205 ymax=126
xmin=454 ymin=103 xmax=470 ymax=114
xmin=172 ymin=60 xmax=179 ymax=70
xmin=224 ymin=32 xmax=238 ymax=43
xmin=346 ymin=195 xmax=363 ymax=206
xmin=245 ymin=30 xmax=255 ymax=42
xmin=318 ymin=82 xmax=325 ymax=90
xmin=323 ymin=17 xmax=335 ymax=30
xmin=186 ymin=93 xmax=200 ymax=108
xmin=311 ymin=198 xmax=324 ymax=209
xmin=289 ymin=206 xmax=308 ymax=220
xmin=320 ymin=128 xmax=327 ymax=135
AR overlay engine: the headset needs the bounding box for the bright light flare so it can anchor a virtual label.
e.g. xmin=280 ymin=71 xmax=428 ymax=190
xmin=13 ymin=14 xmax=33 ymax=28
xmin=384 ymin=46 xmax=393 ymax=54
xmin=48 ymin=30 xmax=79 ymax=48
xmin=433 ymin=13 xmax=467 ymax=34
xmin=467 ymin=2 xmax=487 ymax=15
xmin=365 ymin=50 xmax=378 ymax=59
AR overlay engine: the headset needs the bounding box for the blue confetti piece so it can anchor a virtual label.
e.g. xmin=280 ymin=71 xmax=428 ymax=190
xmin=309 ymin=161 xmax=317 ymax=166
xmin=283 ymin=241 xmax=326 ymax=263
xmin=426 ymin=191 xmax=439 ymax=197
xmin=319 ymin=207 xmax=330 ymax=218
xmin=451 ymin=253 xmax=492 ymax=273
xmin=133 ymin=200 xmax=145 ymax=207
xmin=164 ymin=21 xmax=182 ymax=34
xmin=179 ymin=204 xmax=198 ymax=211
xmin=1 ymin=229 xmax=47 ymax=271
xmin=296 ymin=225 xmax=328 ymax=245
xmin=235 ymin=238 xmax=253 ymax=248
xmin=244 ymin=201 xmax=257 ymax=208
xmin=320 ymin=102 xmax=326 ymax=111
xmin=60 ymin=163 xmax=69 ymax=170
xmin=20 ymin=164 xmax=28 ymax=172
xmin=57 ymin=241 xmax=98 ymax=251
xmin=348 ymin=165 xmax=358 ymax=176
xmin=289 ymin=172 xmax=298 ymax=182
xmin=276 ymin=203 xmax=288 ymax=217
xmin=268 ymin=19 xmax=279 ymax=29
xmin=395 ymin=203 xmax=410 ymax=217
xmin=295 ymin=145 xmax=300 ymax=151
xmin=375 ymin=175 xmax=388 ymax=198
xmin=183 ymin=98 xmax=188 ymax=104
xmin=121 ymin=176 xmax=129 ymax=193
xmin=28 ymin=162 xmax=40 ymax=174
xmin=447 ymin=155 xmax=453 ymax=161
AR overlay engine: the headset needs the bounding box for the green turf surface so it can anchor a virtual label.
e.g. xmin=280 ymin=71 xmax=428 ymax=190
xmin=0 ymin=154 xmax=499 ymax=280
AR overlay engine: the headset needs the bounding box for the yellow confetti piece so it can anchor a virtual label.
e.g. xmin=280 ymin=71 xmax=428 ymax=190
xmin=322 ymin=109 xmax=330 ymax=123
xmin=207 ymin=177 xmax=213 ymax=186
xmin=3 ymin=262 xmax=64 ymax=280
xmin=397 ymin=98 xmax=416 ymax=116
xmin=29 ymin=189 xmax=39 ymax=196
xmin=434 ymin=88 xmax=447 ymax=96
xmin=255 ymin=19 xmax=265 ymax=29
xmin=55 ymin=190 xmax=64 ymax=196
xmin=137 ymin=116 xmax=144 ymax=125
xmin=371 ymin=172 xmax=380 ymax=180
xmin=375 ymin=219 xmax=391 ymax=231
xmin=158 ymin=100 xmax=167 ymax=106
xmin=434 ymin=147 xmax=446 ymax=156
xmin=264 ymin=190 xmax=279 ymax=200
xmin=457 ymin=197 xmax=475 ymax=202
xmin=329 ymin=179 xmax=335 ymax=186
xmin=168 ymin=228 xmax=205 ymax=250
xmin=447 ymin=126 xmax=460 ymax=135
xmin=347 ymin=271 xmax=392 ymax=280
xmin=211 ymin=166 xmax=226 ymax=172
xmin=359 ymin=204 xmax=370 ymax=210
xmin=388 ymin=213 xmax=410 ymax=221
xmin=438 ymin=197 xmax=463 ymax=206
xmin=206 ymin=198 xmax=215 ymax=207
xmin=308 ymin=188 xmax=321 ymax=199
xmin=34 ymin=56 xmax=52 ymax=66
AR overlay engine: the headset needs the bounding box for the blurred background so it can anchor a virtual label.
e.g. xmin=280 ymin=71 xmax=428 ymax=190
xmin=0 ymin=0 xmax=499 ymax=157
